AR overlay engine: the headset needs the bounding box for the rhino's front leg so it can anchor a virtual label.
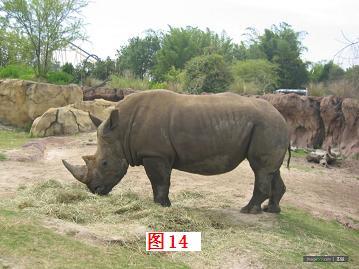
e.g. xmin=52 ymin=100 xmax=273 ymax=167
xmin=143 ymin=157 xmax=172 ymax=207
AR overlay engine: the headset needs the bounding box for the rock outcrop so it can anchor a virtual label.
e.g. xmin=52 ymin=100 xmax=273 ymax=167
xmin=261 ymin=94 xmax=359 ymax=157
xmin=0 ymin=79 xmax=82 ymax=128
xmin=261 ymin=94 xmax=324 ymax=148
xmin=30 ymin=107 xmax=95 ymax=137
xmin=83 ymin=86 xmax=137 ymax=102
xmin=71 ymin=99 xmax=116 ymax=121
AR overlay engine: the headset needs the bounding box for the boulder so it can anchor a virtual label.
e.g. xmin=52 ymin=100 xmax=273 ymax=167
xmin=0 ymin=79 xmax=82 ymax=128
xmin=341 ymin=98 xmax=359 ymax=157
xmin=30 ymin=107 xmax=95 ymax=137
xmin=260 ymin=93 xmax=359 ymax=158
xmin=83 ymin=86 xmax=137 ymax=102
xmin=320 ymin=96 xmax=344 ymax=149
xmin=261 ymin=94 xmax=324 ymax=148
xmin=70 ymin=99 xmax=117 ymax=121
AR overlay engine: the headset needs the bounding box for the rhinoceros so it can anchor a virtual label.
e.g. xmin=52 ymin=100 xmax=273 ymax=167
xmin=63 ymin=90 xmax=290 ymax=214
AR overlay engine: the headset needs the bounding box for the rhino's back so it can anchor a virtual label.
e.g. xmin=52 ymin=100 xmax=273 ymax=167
xmin=120 ymin=90 xmax=288 ymax=175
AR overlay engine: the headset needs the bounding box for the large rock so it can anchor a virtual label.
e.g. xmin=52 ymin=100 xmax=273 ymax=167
xmin=261 ymin=94 xmax=324 ymax=148
xmin=71 ymin=99 xmax=116 ymax=121
xmin=0 ymin=79 xmax=82 ymax=128
xmin=30 ymin=107 xmax=95 ymax=137
xmin=341 ymin=98 xmax=359 ymax=157
xmin=320 ymin=96 xmax=344 ymax=149
xmin=83 ymin=86 xmax=137 ymax=102
xmin=261 ymin=93 xmax=359 ymax=158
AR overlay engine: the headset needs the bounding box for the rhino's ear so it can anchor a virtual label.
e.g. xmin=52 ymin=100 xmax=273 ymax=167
xmin=89 ymin=114 xmax=102 ymax=128
xmin=104 ymin=109 xmax=119 ymax=132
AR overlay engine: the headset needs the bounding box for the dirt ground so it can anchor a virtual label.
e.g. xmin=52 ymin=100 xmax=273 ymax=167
xmin=1 ymin=132 xmax=358 ymax=231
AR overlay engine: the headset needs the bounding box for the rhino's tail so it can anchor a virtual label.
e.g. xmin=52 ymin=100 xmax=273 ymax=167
xmin=286 ymin=143 xmax=291 ymax=169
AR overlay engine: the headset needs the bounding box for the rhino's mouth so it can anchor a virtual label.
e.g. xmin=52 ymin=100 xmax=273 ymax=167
xmin=90 ymin=185 xmax=112 ymax=195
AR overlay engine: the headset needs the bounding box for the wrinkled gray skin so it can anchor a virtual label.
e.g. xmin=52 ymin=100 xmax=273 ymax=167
xmin=63 ymin=90 xmax=290 ymax=214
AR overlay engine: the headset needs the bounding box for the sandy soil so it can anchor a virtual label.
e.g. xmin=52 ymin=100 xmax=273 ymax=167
xmin=1 ymin=132 xmax=358 ymax=230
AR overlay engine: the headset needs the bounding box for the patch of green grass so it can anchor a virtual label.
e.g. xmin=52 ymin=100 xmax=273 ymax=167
xmin=0 ymin=64 xmax=35 ymax=80
xmin=1 ymin=181 xmax=358 ymax=268
xmin=290 ymin=148 xmax=309 ymax=158
xmin=0 ymin=130 xmax=30 ymax=150
xmin=0 ymin=209 xmax=187 ymax=269
xmin=0 ymin=152 xmax=6 ymax=161
xmin=109 ymin=74 xmax=149 ymax=90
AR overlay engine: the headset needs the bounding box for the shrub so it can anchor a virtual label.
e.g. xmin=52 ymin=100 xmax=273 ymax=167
xmin=184 ymin=54 xmax=233 ymax=94
xmin=149 ymin=81 xmax=168 ymax=89
xmin=230 ymin=59 xmax=279 ymax=95
xmin=0 ymin=64 xmax=35 ymax=80
xmin=47 ymin=71 xmax=74 ymax=85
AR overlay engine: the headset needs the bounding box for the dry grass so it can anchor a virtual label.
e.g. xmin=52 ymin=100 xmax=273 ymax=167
xmin=0 ymin=179 xmax=357 ymax=268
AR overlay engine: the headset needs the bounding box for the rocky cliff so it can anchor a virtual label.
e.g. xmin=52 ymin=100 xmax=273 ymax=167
xmin=0 ymin=79 xmax=82 ymax=128
xmin=261 ymin=94 xmax=359 ymax=157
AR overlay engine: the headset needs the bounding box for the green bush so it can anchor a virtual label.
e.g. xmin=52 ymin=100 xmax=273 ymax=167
xmin=0 ymin=64 xmax=35 ymax=80
xmin=149 ymin=81 xmax=168 ymax=89
xmin=46 ymin=71 xmax=74 ymax=85
xmin=230 ymin=59 xmax=279 ymax=94
xmin=184 ymin=54 xmax=233 ymax=94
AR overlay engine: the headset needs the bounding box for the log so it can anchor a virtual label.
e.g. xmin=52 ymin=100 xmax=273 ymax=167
xmin=306 ymin=146 xmax=338 ymax=167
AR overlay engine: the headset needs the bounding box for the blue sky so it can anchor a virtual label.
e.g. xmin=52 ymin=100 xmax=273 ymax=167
xmin=70 ymin=0 xmax=359 ymax=68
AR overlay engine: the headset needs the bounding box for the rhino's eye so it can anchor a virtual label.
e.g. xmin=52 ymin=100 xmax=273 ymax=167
xmin=102 ymin=160 xmax=108 ymax=166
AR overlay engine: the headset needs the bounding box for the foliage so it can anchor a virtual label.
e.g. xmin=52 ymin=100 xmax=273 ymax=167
xmin=0 ymin=0 xmax=88 ymax=77
xmin=230 ymin=59 xmax=279 ymax=94
xmin=117 ymin=31 xmax=161 ymax=79
xmin=152 ymin=26 xmax=238 ymax=81
xmin=163 ymin=66 xmax=185 ymax=92
xmin=109 ymin=73 xmax=150 ymax=90
xmin=0 ymin=28 xmax=32 ymax=67
xmin=0 ymin=64 xmax=35 ymax=80
xmin=90 ymin=57 xmax=116 ymax=81
xmin=184 ymin=54 xmax=233 ymax=93
xmin=309 ymin=61 xmax=345 ymax=83
xmin=149 ymin=81 xmax=168 ymax=89
xmin=46 ymin=71 xmax=74 ymax=85
xmin=308 ymin=79 xmax=359 ymax=99
xmin=243 ymin=23 xmax=309 ymax=88
xmin=345 ymin=65 xmax=359 ymax=84
xmin=61 ymin=62 xmax=75 ymax=76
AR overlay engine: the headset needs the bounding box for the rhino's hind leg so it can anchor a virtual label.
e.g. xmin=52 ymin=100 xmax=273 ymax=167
xmin=240 ymin=170 xmax=271 ymax=214
xmin=143 ymin=157 xmax=172 ymax=207
xmin=262 ymin=170 xmax=286 ymax=213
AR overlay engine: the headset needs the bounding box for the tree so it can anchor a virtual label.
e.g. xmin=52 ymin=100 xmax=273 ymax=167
xmin=0 ymin=0 xmax=88 ymax=77
xmin=92 ymin=57 xmax=116 ymax=80
xmin=309 ymin=61 xmax=344 ymax=83
xmin=244 ymin=23 xmax=309 ymax=88
xmin=231 ymin=59 xmax=279 ymax=93
xmin=116 ymin=31 xmax=161 ymax=79
xmin=0 ymin=27 xmax=32 ymax=67
xmin=152 ymin=26 xmax=238 ymax=81
xmin=184 ymin=54 xmax=233 ymax=94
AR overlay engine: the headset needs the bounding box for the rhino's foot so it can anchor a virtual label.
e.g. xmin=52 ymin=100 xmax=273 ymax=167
xmin=262 ymin=204 xmax=281 ymax=213
xmin=240 ymin=204 xmax=262 ymax=214
xmin=154 ymin=197 xmax=171 ymax=207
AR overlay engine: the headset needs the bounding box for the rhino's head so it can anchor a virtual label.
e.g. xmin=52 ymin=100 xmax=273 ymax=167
xmin=62 ymin=109 xmax=129 ymax=195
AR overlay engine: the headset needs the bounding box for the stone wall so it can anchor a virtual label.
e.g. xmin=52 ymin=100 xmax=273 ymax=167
xmin=0 ymin=79 xmax=82 ymax=128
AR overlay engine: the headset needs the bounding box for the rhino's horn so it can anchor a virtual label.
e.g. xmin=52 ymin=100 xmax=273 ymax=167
xmin=62 ymin=160 xmax=88 ymax=183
